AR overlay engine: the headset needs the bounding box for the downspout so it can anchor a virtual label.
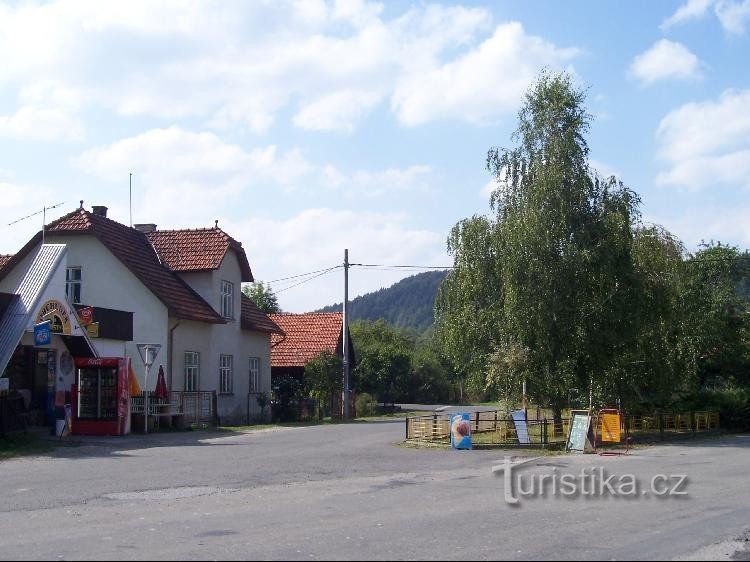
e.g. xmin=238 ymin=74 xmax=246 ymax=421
xmin=168 ymin=317 xmax=181 ymax=391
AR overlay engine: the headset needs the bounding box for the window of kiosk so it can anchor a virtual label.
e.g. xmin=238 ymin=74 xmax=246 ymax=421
xmin=77 ymin=367 xmax=118 ymax=420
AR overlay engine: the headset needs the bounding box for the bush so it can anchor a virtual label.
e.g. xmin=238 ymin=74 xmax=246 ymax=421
xmin=677 ymin=387 xmax=750 ymax=432
xmin=355 ymin=393 xmax=376 ymax=418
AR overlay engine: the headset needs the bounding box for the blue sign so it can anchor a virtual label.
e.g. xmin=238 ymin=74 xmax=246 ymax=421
xmin=450 ymin=413 xmax=472 ymax=450
xmin=34 ymin=321 xmax=52 ymax=346
xmin=511 ymin=410 xmax=530 ymax=445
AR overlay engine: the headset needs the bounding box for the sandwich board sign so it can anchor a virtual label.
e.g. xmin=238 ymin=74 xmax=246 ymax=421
xmin=567 ymin=410 xmax=594 ymax=454
xmin=511 ymin=410 xmax=530 ymax=445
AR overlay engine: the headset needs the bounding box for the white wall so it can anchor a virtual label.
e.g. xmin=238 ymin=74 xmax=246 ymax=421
xmin=37 ymin=236 xmax=170 ymax=388
xmin=175 ymin=252 xmax=272 ymax=424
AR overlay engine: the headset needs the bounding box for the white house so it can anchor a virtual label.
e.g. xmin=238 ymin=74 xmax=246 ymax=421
xmin=0 ymin=203 xmax=282 ymax=426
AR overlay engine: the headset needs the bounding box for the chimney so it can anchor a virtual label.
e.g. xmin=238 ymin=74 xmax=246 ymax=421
xmin=92 ymin=205 xmax=108 ymax=218
xmin=134 ymin=223 xmax=157 ymax=234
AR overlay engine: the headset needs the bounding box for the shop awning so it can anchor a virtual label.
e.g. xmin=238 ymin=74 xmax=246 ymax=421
xmin=60 ymin=335 xmax=96 ymax=358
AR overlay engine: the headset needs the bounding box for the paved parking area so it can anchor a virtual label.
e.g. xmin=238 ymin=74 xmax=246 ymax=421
xmin=0 ymin=422 xmax=749 ymax=560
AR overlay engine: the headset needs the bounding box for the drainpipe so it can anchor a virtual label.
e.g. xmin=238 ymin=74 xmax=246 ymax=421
xmin=168 ymin=318 xmax=181 ymax=391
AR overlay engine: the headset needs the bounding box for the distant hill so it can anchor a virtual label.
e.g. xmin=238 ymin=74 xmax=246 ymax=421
xmin=317 ymin=270 xmax=449 ymax=333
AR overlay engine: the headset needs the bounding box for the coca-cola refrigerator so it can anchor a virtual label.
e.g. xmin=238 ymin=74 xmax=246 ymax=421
xmin=71 ymin=357 xmax=131 ymax=436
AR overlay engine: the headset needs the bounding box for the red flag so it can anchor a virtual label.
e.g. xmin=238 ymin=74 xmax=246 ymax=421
xmin=154 ymin=365 xmax=169 ymax=401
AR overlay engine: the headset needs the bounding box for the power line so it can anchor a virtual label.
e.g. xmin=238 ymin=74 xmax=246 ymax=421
xmin=265 ymin=266 xmax=342 ymax=284
xmin=352 ymin=263 xmax=455 ymax=270
xmin=275 ymin=266 xmax=341 ymax=294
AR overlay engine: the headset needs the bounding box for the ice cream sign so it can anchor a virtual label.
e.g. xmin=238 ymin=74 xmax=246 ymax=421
xmin=36 ymin=300 xmax=72 ymax=335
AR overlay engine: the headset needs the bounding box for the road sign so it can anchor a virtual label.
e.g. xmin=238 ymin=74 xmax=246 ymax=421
xmin=136 ymin=343 xmax=161 ymax=367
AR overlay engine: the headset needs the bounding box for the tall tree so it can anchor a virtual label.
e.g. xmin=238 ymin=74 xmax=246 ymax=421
xmin=243 ymin=282 xmax=281 ymax=314
xmin=437 ymin=71 xmax=641 ymax=417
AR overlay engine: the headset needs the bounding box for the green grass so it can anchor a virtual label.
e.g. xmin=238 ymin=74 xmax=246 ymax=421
xmin=0 ymin=432 xmax=56 ymax=461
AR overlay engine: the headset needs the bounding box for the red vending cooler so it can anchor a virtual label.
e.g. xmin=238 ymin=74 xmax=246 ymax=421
xmin=71 ymin=357 xmax=131 ymax=436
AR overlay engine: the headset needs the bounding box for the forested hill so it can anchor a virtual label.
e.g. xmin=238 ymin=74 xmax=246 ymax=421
xmin=317 ymin=270 xmax=449 ymax=332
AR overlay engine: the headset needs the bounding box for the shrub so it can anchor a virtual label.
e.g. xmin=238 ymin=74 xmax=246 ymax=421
xmin=355 ymin=393 xmax=376 ymax=418
xmin=677 ymin=387 xmax=750 ymax=432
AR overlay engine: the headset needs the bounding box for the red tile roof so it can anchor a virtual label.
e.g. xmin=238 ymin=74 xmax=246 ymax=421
xmin=241 ymin=294 xmax=284 ymax=334
xmin=269 ymin=312 xmax=343 ymax=367
xmin=0 ymin=254 xmax=12 ymax=272
xmin=147 ymin=228 xmax=253 ymax=282
xmin=1 ymin=208 xmax=225 ymax=324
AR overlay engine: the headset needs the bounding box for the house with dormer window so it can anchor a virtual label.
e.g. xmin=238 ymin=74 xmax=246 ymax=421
xmin=0 ymin=204 xmax=282 ymax=426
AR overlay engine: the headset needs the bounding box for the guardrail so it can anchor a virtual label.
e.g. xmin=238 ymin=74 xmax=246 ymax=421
xmin=405 ymin=409 xmax=720 ymax=446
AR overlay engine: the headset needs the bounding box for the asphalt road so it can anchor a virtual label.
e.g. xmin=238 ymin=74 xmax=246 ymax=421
xmin=1 ymin=423 xmax=749 ymax=561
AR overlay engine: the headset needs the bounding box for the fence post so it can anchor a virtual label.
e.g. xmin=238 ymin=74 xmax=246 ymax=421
xmin=659 ymin=412 xmax=664 ymax=442
xmin=543 ymin=418 xmax=548 ymax=446
xmin=474 ymin=411 xmax=479 ymax=434
xmin=691 ymin=411 xmax=696 ymax=438
xmin=494 ymin=410 xmax=498 ymax=432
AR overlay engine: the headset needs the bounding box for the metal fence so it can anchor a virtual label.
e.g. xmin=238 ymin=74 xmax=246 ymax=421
xmin=131 ymin=391 xmax=216 ymax=428
xmin=405 ymin=409 xmax=720 ymax=447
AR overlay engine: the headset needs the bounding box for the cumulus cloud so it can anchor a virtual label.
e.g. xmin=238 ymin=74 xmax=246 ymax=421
xmin=0 ymin=106 xmax=85 ymax=142
xmin=655 ymin=89 xmax=750 ymax=190
xmin=661 ymin=0 xmax=750 ymax=33
xmin=629 ymin=40 xmax=703 ymax=85
xmin=72 ymin=126 xmax=434 ymax=223
xmin=227 ymin=208 xmax=448 ymax=312
xmin=391 ymin=22 xmax=579 ymax=126
xmin=0 ymin=1 xmax=579 ymax=136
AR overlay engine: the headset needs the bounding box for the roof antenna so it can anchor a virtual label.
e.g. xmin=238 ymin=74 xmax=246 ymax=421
xmin=7 ymin=201 xmax=66 ymax=246
xmin=129 ymin=172 xmax=133 ymax=227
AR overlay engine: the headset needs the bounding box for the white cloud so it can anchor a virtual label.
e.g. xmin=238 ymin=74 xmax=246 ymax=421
xmin=655 ymin=89 xmax=750 ymax=190
xmin=661 ymin=0 xmax=714 ymax=30
xmin=0 ymin=1 xmax=578 ymax=135
xmin=646 ymin=206 xmax=750 ymax=250
xmin=0 ymin=106 xmax=84 ymax=142
xmin=228 ymin=208 xmax=448 ymax=312
xmin=629 ymin=40 xmax=702 ymax=85
xmin=715 ymin=0 xmax=750 ymax=33
xmin=392 ymin=22 xmax=579 ymax=126
xmin=661 ymin=0 xmax=750 ymax=33
xmin=73 ymin=126 xmax=434 ymax=223
xmin=293 ymin=90 xmax=383 ymax=132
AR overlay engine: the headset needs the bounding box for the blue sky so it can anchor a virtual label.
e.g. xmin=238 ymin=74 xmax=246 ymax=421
xmin=1 ymin=0 xmax=749 ymax=312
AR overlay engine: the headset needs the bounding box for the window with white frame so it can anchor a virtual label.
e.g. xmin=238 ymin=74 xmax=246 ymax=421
xmin=220 ymin=354 xmax=233 ymax=394
xmin=185 ymin=351 xmax=200 ymax=392
xmin=249 ymin=357 xmax=260 ymax=393
xmin=66 ymin=267 xmax=82 ymax=304
xmin=221 ymin=280 xmax=234 ymax=320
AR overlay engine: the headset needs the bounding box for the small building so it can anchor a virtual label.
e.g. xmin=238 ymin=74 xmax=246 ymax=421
xmin=269 ymin=312 xmax=355 ymax=419
xmin=0 ymin=204 xmax=282 ymax=428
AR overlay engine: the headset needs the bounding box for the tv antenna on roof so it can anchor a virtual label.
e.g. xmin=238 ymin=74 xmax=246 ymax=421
xmin=8 ymin=201 xmax=66 ymax=244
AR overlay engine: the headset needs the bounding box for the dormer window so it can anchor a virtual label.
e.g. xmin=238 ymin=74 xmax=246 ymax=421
xmin=221 ymin=280 xmax=234 ymax=320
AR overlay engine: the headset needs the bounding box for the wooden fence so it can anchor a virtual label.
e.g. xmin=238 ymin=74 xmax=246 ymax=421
xmin=405 ymin=409 xmax=720 ymax=446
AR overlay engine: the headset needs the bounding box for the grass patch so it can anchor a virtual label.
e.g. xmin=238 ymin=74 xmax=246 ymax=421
xmin=0 ymin=432 xmax=56 ymax=461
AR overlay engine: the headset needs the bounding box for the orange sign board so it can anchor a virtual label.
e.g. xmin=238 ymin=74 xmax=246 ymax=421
xmin=600 ymin=413 xmax=622 ymax=443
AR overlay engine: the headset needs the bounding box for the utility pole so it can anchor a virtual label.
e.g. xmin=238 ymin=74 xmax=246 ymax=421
xmin=342 ymin=249 xmax=350 ymax=419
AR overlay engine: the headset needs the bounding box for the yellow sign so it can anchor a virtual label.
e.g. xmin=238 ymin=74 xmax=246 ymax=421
xmin=86 ymin=322 xmax=100 ymax=338
xmin=600 ymin=413 xmax=622 ymax=443
xmin=36 ymin=300 xmax=72 ymax=335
